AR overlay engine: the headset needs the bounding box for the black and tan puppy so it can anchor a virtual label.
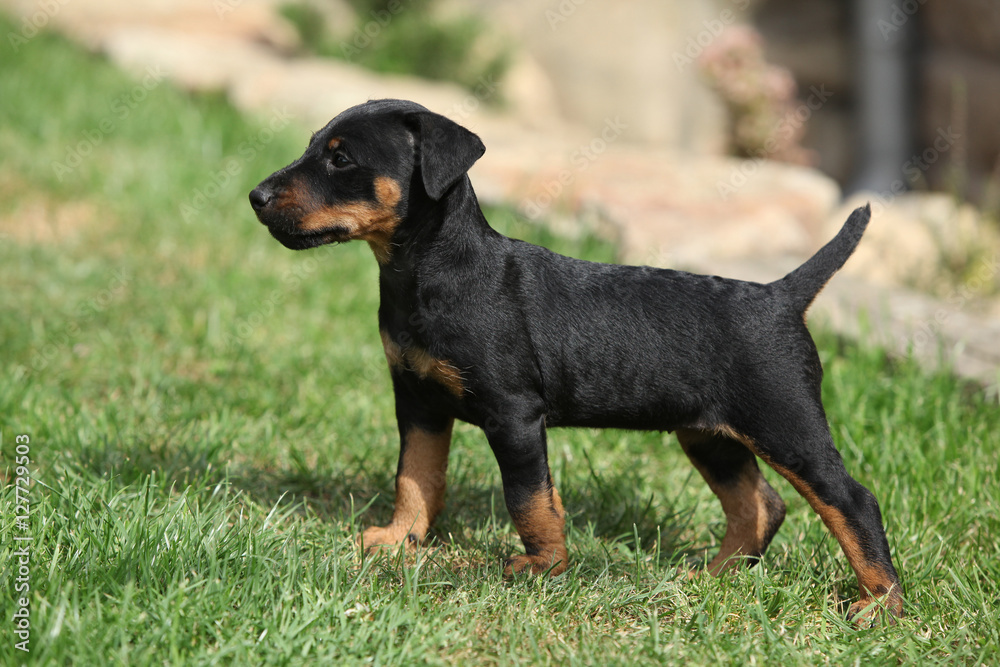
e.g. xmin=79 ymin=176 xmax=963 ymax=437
xmin=249 ymin=99 xmax=902 ymax=622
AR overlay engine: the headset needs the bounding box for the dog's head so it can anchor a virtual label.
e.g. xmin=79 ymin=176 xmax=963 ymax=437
xmin=249 ymin=99 xmax=485 ymax=263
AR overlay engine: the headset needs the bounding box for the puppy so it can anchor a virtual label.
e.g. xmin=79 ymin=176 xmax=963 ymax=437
xmin=250 ymin=99 xmax=902 ymax=622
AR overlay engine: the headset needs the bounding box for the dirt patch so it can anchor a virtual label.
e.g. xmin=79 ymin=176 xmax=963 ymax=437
xmin=0 ymin=191 xmax=103 ymax=245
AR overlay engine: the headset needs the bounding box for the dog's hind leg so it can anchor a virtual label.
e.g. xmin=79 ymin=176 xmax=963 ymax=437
xmin=721 ymin=412 xmax=903 ymax=623
xmin=677 ymin=428 xmax=786 ymax=574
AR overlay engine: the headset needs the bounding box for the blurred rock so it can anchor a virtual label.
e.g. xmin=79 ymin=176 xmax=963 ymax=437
xmin=11 ymin=0 xmax=302 ymax=52
xmin=477 ymin=0 xmax=730 ymax=153
xmin=290 ymin=0 xmax=357 ymax=41
xmin=500 ymin=53 xmax=564 ymax=130
xmin=102 ymin=28 xmax=279 ymax=92
xmin=484 ymin=145 xmax=840 ymax=271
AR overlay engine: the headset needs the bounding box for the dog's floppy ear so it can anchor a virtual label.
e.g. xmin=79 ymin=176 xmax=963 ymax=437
xmin=414 ymin=112 xmax=485 ymax=200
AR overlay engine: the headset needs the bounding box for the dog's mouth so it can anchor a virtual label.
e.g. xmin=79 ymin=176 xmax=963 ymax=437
xmin=252 ymin=202 xmax=353 ymax=250
xmin=265 ymin=224 xmax=351 ymax=250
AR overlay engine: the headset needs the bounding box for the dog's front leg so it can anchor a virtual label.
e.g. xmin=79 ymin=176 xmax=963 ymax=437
xmin=486 ymin=411 xmax=568 ymax=575
xmin=360 ymin=415 xmax=454 ymax=550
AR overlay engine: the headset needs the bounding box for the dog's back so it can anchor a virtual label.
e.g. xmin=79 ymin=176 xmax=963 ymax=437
xmin=496 ymin=207 xmax=870 ymax=431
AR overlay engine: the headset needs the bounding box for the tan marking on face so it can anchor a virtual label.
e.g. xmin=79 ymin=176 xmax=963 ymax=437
xmin=507 ymin=484 xmax=568 ymax=575
xmin=274 ymin=174 xmax=322 ymax=213
xmin=327 ymin=137 xmax=342 ymax=150
xmin=360 ymin=422 xmax=454 ymax=548
xmin=298 ymin=176 xmax=403 ymax=264
xmin=374 ymin=175 xmax=402 ymax=207
xmin=379 ymin=328 xmax=466 ymax=397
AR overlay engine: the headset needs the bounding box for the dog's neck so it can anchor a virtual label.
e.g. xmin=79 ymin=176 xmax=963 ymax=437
xmin=377 ymin=176 xmax=499 ymax=320
xmin=385 ymin=177 xmax=496 ymax=268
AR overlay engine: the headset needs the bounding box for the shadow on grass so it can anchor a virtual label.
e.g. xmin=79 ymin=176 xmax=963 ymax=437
xmin=66 ymin=423 xmax=696 ymax=574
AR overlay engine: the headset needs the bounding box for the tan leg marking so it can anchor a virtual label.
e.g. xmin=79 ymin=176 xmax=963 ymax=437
xmin=678 ymin=428 xmax=785 ymax=574
xmin=381 ymin=329 xmax=404 ymax=369
xmin=504 ymin=482 xmax=568 ymax=576
xmin=715 ymin=425 xmax=902 ymax=619
xmin=360 ymin=422 xmax=453 ymax=549
xmin=769 ymin=464 xmax=902 ymax=619
xmin=702 ymin=467 xmax=783 ymax=575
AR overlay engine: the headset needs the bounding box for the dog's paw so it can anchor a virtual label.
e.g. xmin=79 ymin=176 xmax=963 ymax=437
xmin=358 ymin=525 xmax=419 ymax=551
xmin=846 ymin=591 xmax=903 ymax=627
xmin=502 ymin=553 xmax=567 ymax=577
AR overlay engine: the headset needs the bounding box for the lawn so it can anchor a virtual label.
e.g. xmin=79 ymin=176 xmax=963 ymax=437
xmin=1 ymin=17 xmax=999 ymax=665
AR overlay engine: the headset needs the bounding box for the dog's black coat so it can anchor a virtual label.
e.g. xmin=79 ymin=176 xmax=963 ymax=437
xmin=250 ymin=99 xmax=902 ymax=622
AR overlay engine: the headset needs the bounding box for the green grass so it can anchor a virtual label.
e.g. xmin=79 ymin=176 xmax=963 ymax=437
xmin=2 ymin=18 xmax=1000 ymax=665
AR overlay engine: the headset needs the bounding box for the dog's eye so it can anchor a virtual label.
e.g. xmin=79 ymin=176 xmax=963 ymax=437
xmin=331 ymin=152 xmax=352 ymax=169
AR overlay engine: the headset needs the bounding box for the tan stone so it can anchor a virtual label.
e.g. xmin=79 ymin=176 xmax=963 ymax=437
xmin=489 ymin=145 xmax=840 ymax=270
xmin=499 ymin=53 xmax=564 ymax=131
xmin=101 ymin=28 xmax=279 ymax=92
xmin=477 ymin=0 xmax=730 ymax=152
xmin=2 ymin=0 xmax=301 ymax=52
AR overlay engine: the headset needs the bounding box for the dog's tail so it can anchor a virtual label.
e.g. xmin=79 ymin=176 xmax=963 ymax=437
xmin=775 ymin=203 xmax=870 ymax=313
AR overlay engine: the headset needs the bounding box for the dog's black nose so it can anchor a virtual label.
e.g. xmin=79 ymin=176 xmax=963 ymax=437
xmin=249 ymin=186 xmax=272 ymax=212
